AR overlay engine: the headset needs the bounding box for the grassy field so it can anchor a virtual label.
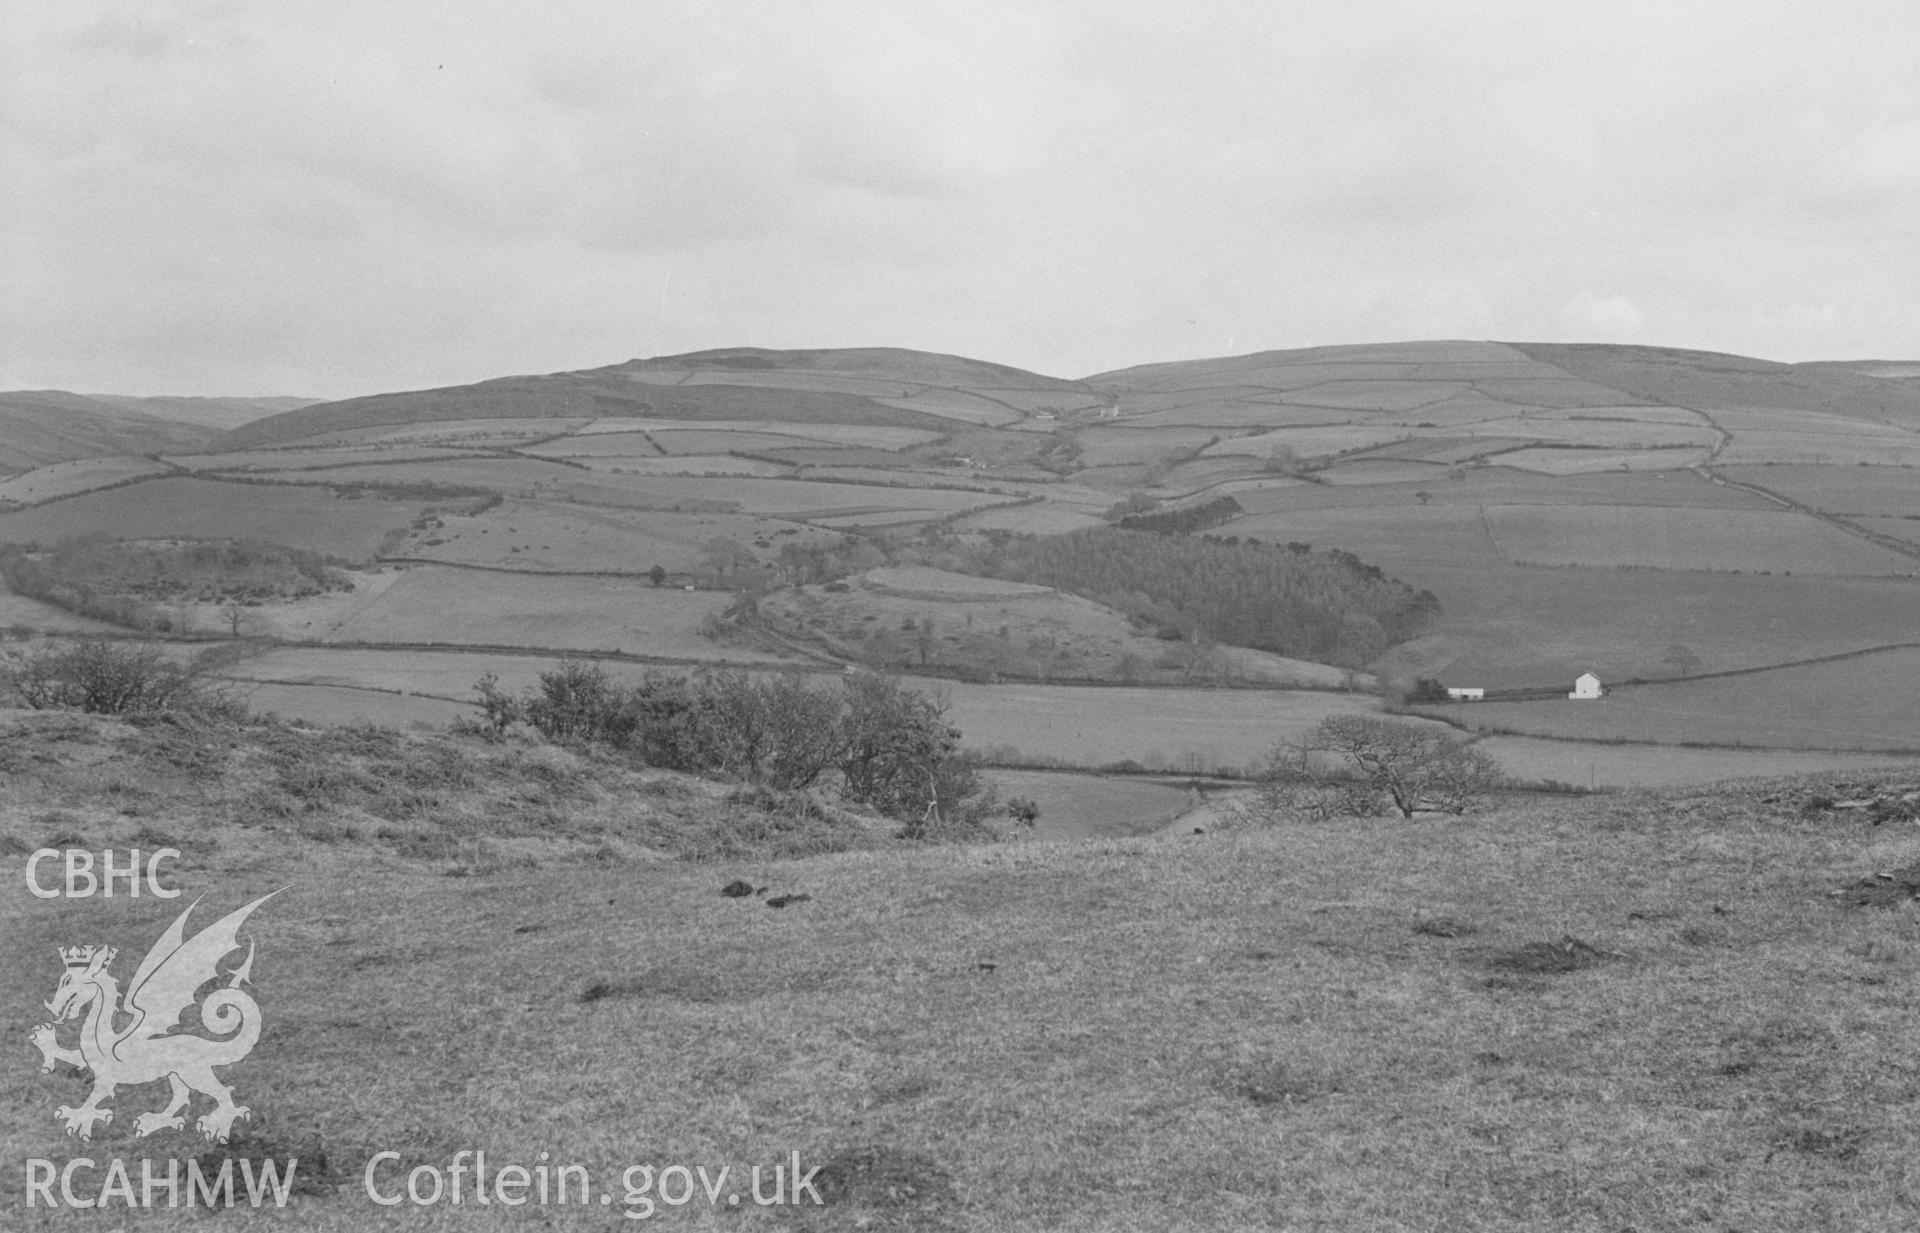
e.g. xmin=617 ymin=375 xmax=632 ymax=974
xmin=218 ymin=645 xmax=573 ymax=700
xmin=1483 ymin=505 xmax=1914 ymax=575
xmin=980 ymin=769 xmax=1197 ymax=841
xmin=569 ymin=455 xmax=793 ymax=478
xmin=1228 ymin=465 xmax=1770 ymax=513
xmin=1424 ymin=648 xmax=1920 ymax=753
xmin=940 ymin=683 xmax=1392 ymax=773
xmin=231 ymin=680 xmax=475 ymax=727
xmin=388 ymin=498 xmax=844 ymax=577
xmin=0 ymin=455 xmax=173 ymax=506
xmin=164 ymin=446 xmax=476 ymax=472
xmin=1478 ymin=736 xmax=1920 ymax=787
xmin=573 ymin=419 xmax=945 ymax=448
xmin=320 ymin=565 xmax=797 ymax=661
xmin=11 ymin=709 xmax=1920 ymax=1229
xmin=1715 ymin=464 xmax=1920 ymax=517
xmin=1494 ymin=446 xmax=1710 ymax=474
xmin=1717 ymin=432 xmax=1920 ymax=467
xmin=1372 ymin=565 xmax=1920 ymax=687
xmin=1224 ymin=506 xmax=1510 ymax=569
xmin=281 ymin=417 xmax=596 ymax=447
xmin=0 ymin=477 xmax=431 ymax=560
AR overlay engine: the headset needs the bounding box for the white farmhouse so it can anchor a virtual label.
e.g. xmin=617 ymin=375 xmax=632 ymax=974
xmin=1568 ymin=671 xmax=1603 ymax=700
xmin=1445 ymin=687 xmax=1485 ymax=702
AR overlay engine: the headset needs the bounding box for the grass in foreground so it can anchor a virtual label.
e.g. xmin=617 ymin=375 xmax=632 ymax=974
xmin=5 ymin=713 xmax=1920 ymax=1229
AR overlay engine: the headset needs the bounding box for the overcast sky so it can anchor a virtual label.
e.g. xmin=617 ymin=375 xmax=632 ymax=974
xmin=4 ymin=1 xmax=1918 ymax=398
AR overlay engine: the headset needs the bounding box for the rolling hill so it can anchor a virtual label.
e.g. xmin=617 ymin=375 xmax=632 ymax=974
xmin=0 ymin=392 xmax=228 ymax=473
xmin=220 ymin=347 xmax=1098 ymax=448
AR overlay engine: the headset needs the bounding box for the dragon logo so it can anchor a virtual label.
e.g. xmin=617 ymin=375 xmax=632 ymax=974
xmin=28 ymin=892 xmax=277 ymax=1143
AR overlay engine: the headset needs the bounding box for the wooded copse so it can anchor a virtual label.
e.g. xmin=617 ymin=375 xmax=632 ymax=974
xmin=959 ymin=527 xmax=1439 ymax=667
xmin=0 ymin=536 xmax=351 ymax=631
xmin=473 ymin=664 xmax=1001 ymax=836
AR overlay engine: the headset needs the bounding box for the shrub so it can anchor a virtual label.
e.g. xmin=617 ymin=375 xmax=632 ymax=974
xmin=7 ymin=638 xmax=243 ymax=718
xmin=477 ymin=665 xmax=990 ymax=829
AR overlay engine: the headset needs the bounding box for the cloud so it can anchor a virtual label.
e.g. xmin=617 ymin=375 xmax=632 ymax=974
xmin=1555 ymin=293 xmax=1645 ymax=341
xmin=4 ymin=0 xmax=1920 ymax=396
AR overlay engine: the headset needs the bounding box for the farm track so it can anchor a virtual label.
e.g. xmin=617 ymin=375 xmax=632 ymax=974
xmin=372 ymin=555 xmax=682 ymax=580
xmin=278 ymin=635 xmax=826 ymax=671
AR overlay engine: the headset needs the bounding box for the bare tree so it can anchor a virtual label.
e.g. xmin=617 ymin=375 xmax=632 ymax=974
xmin=1243 ymin=715 xmax=1504 ymax=822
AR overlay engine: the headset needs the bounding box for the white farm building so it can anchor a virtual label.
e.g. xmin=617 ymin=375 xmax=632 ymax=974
xmin=1569 ymin=671 xmax=1603 ymax=700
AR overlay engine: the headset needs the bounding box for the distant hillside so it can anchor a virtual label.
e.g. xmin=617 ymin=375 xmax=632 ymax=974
xmin=1510 ymin=343 xmax=1920 ymax=425
xmin=223 ymin=348 xmax=1093 ymax=448
xmin=84 ymin=393 xmax=318 ymax=429
xmin=631 ymin=346 xmax=1092 ymax=391
xmin=1082 ymin=338 xmax=1920 ymax=431
xmin=0 ymin=391 xmax=227 ymax=474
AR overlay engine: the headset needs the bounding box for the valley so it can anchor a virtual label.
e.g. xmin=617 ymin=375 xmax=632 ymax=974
xmin=1 ymin=340 xmax=1916 ymax=816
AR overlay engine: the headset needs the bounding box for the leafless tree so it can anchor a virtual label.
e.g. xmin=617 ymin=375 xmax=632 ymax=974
xmin=1242 ymin=715 xmax=1504 ymax=822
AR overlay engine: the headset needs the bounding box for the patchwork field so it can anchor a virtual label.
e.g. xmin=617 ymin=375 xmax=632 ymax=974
xmin=0 ymin=477 xmax=429 ymax=560
xmin=8 ymin=338 xmax=1919 ymax=803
